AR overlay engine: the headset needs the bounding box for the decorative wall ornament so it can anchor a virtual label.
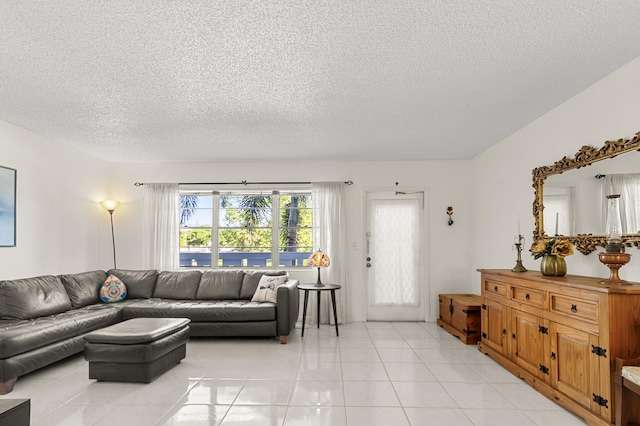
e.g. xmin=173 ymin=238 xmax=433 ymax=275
xmin=532 ymin=132 xmax=640 ymax=254
xmin=446 ymin=206 xmax=454 ymax=226
xmin=0 ymin=165 xmax=16 ymax=247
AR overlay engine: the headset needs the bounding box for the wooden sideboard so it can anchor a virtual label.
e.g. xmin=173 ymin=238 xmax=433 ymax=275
xmin=478 ymin=269 xmax=640 ymax=426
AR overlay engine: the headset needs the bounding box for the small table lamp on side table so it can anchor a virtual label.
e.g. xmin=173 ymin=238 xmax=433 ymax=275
xmin=309 ymin=249 xmax=330 ymax=286
xmin=298 ymin=283 xmax=341 ymax=337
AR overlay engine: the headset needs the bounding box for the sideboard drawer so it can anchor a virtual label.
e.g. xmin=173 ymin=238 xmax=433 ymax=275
xmin=484 ymin=280 xmax=507 ymax=298
xmin=550 ymin=294 xmax=598 ymax=323
xmin=510 ymin=285 xmax=544 ymax=308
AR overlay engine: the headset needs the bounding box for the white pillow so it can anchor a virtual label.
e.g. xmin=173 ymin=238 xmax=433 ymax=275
xmin=251 ymin=275 xmax=287 ymax=303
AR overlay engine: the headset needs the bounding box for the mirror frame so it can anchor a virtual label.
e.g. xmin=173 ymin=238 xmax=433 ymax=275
xmin=532 ymin=131 xmax=640 ymax=254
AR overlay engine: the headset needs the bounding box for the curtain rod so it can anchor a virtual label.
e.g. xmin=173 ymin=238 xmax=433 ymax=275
xmin=134 ymin=180 xmax=353 ymax=187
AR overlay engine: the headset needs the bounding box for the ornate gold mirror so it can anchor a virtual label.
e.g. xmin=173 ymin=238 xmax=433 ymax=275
xmin=532 ymin=131 xmax=640 ymax=254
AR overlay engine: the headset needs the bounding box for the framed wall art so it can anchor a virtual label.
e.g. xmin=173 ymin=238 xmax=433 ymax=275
xmin=0 ymin=165 xmax=16 ymax=247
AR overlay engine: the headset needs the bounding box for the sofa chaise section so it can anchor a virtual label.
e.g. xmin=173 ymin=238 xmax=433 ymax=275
xmin=0 ymin=274 xmax=124 ymax=394
xmin=0 ymin=268 xmax=300 ymax=394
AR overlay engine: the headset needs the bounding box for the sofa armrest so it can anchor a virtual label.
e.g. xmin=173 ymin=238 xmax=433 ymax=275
xmin=276 ymin=279 xmax=299 ymax=344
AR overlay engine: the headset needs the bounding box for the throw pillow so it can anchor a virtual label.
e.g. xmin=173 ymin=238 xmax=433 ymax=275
xmin=100 ymin=274 xmax=127 ymax=303
xmin=251 ymin=275 xmax=287 ymax=303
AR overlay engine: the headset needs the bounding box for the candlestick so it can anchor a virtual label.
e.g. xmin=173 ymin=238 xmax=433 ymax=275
xmin=555 ymin=213 xmax=559 ymax=236
xmin=512 ymin=234 xmax=527 ymax=272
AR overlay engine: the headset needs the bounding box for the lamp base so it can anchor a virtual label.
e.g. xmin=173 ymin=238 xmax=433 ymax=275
xmin=314 ymin=268 xmax=325 ymax=287
xmin=598 ymin=252 xmax=631 ymax=285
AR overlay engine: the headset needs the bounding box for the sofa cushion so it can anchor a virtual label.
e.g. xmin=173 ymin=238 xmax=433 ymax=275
xmin=59 ymin=270 xmax=107 ymax=308
xmin=121 ymin=299 xmax=276 ymax=322
xmin=196 ymin=270 xmax=244 ymax=300
xmin=0 ymin=304 xmax=123 ymax=358
xmin=100 ymin=274 xmax=128 ymax=303
xmin=0 ymin=275 xmax=72 ymax=320
xmin=251 ymin=275 xmax=287 ymax=303
xmin=154 ymin=270 xmax=201 ymax=300
xmin=240 ymin=270 xmax=288 ymax=300
xmin=107 ymin=269 xmax=158 ymax=299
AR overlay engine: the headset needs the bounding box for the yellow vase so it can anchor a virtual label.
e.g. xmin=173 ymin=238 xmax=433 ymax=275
xmin=540 ymin=254 xmax=567 ymax=276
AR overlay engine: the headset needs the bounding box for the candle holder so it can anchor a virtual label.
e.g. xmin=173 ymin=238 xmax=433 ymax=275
xmin=512 ymin=235 xmax=528 ymax=272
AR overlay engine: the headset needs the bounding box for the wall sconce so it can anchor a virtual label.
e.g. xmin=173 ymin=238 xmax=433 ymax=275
xmin=100 ymin=200 xmax=120 ymax=269
xmin=447 ymin=206 xmax=454 ymax=226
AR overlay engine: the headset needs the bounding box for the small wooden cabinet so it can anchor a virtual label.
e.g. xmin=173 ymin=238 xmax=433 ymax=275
xmin=478 ymin=269 xmax=640 ymax=426
xmin=437 ymin=294 xmax=481 ymax=344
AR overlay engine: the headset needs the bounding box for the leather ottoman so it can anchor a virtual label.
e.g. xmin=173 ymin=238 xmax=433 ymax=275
xmin=84 ymin=317 xmax=190 ymax=383
xmin=0 ymin=399 xmax=30 ymax=426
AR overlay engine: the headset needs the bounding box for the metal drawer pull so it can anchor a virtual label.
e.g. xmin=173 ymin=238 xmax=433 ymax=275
xmin=571 ymin=304 xmax=577 ymax=313
xmin=525 ymin=293 xmax=530 ymax=300
xmin=494 ymin=286 xmax=498 ymax=292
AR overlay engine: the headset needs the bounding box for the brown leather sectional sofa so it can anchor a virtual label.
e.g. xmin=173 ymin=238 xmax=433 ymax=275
xmin=0 ymin=268 xmax=299 ymax=394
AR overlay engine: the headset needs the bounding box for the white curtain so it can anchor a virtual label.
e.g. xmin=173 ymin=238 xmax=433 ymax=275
xmin=142 ymin=183 xmax=179 ymax=271
xmin=604 ymin=174 xmax=640 ymax=235
xmin=370 ymin=198 xmax=420 ymax=306
xmin=310 ymin=182 xmax=348 ymax=324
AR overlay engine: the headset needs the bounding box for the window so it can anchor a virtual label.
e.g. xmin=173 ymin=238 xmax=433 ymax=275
xmin=543 ymin=186 xmax=574 ymax=236
xmin=179 ymin=190 xmax=313 ymax=268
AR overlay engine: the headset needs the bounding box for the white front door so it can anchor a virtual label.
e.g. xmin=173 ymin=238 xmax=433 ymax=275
xmin=365 ymin=191 xmax=425 ymax=321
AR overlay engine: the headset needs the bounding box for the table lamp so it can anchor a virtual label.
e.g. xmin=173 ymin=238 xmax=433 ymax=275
xmin=309 ymin=249 xmax=330 ymax=287
xmin=599 ymin=194 xmax=631 ymax=284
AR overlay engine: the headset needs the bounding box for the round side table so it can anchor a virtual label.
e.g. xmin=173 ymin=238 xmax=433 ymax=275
xmin=297 ymin=283 xmax=341 ymax=337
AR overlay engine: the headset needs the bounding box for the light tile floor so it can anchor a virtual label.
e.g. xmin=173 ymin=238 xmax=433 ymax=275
xmin=1 ymin=322 xmax=587 ymax=425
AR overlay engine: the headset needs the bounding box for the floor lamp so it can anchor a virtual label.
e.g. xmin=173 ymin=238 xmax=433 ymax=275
xmin=100 ymin=200 xmax=120 ymax=269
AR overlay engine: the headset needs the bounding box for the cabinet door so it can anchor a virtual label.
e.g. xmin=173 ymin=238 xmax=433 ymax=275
xmin=549 ymin=323 xmax=602 ymax=417
xmin=481 ymin=297 xmax=507 ymax=356
xmin=511 ymin=309 xmax=548 ymax=381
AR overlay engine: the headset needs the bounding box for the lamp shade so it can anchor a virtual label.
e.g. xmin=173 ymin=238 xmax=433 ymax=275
xmin=100 ymin=200 xmax=120 ymax=212
xmin=309 ymin=250 xmax=330 ymax=268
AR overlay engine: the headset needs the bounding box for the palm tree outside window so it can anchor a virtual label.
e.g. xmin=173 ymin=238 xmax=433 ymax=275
xmin=179 ymin=190 xmax=312 ymax=268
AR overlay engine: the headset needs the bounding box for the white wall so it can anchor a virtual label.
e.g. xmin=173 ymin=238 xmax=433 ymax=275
xmin=472 ymin=56 xmax=640 ymax=284
xmin=0 ymin=120 xmax=112 ymax=279
xmin=109 ymin=159 xmax=474 ymax=322
xmin=4 ymin=55 xmax=640 ymax=319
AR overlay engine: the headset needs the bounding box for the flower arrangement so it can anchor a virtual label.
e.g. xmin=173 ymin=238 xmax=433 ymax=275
xmin=530 ymin=238 xmax=574 ymax=259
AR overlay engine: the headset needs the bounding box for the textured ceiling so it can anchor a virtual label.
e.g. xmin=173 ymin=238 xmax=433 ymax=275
xmin=2 ymin=1 xmax=640 ymax=163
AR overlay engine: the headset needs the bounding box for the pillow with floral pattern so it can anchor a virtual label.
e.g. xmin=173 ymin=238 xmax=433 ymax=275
xmin=99 ymin=274 xmax=127 ymax=303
